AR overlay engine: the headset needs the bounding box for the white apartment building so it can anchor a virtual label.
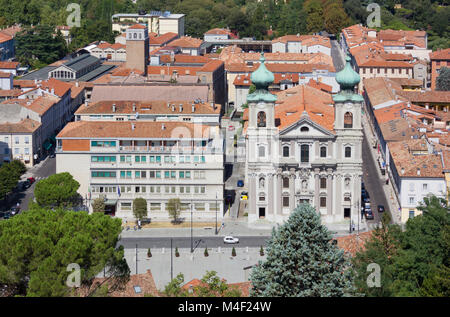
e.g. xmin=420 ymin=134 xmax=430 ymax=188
xmin=56 ymin=121 xmax=224 ymax=221
xmin=111 ymin=12 xmax=185 ymax=36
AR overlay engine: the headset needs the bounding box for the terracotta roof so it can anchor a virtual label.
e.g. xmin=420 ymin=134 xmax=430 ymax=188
xmin=0 ymin=25 xmax=22 ymax=38
xmin=90 ymin=85 xmax=209 ymax=103
xmin=363 ymin=77 xmax=408 ymax=107
xmin=389 ymin=77 xmax=423 ymax=87
xmin=306 ymin=79 xmax=333 ymax=93
xmin=13 ymin=79 xmax=37 ymax=89
xmin=0 ymin=61 xmax=19 ymax=69
xmin=380 ymin=117 xmax=418 ymax=141
xmin=38 ymin=78 xmax=72 ymax=97
xmin=226 ymin=62 xmax=335 ymax=73
xmin=169 ymin=36 xmax=203 ymax=48
xmin=199 ymin=60 xmax=224 ymax=72
xmin=430 ymin=48 xmax=450 ymax=60
xmin=205 ymin=28 xmax=232 ymax=35
xmin=335 ymin=231 xmax=373 ymax=256
xmin=234 ymin=73 xmax=299 ymax=86
xmin=57 ymin=120 xmax=211 ymax=139
xmin=0 ymin=89 xmax=22 ymax=97
xmin=78 ymin=270 xmax=159 ymax=297
xmin=0 ymin=71 xmax=12 ymax=78
xmin=149 ymin=32 xmax=178 ymax=45
xmin=174 ymin=55 xmax=210 ymax=65
xmin=147 ymin=65 xmax=198 ymax=76
xmin=0 ymin=118 xmax=41 ymax=133
xmin=75 ymin=100 xmax=220 ymax=115
xmin=360 ymin=60 xmax=413 ymax=68
xmin=128 ymin=24 xmax=147 ymax=30
xmin=388 ymin=139 xmax=445 ymax=178
xmin=396 ymin=90 xmax=450 ymax=104
xmin=0 ymin=32 xmax=12 ymax=44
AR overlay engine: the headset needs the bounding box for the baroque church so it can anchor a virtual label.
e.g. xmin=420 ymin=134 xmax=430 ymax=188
xmin=244 ymin=53 xmax=364 ymax=225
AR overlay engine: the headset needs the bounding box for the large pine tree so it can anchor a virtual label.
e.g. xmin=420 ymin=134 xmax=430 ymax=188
xmin=250 ymin=203 xmax=354 ymax=297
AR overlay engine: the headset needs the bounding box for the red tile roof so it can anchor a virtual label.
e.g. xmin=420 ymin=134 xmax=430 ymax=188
xmin=430 ymin=48 xmax=450 ymax=60
xmin=128 ymin=24 xmax=147 ymax=30
xmin=0 ymin=61 xmax=19 ymax=69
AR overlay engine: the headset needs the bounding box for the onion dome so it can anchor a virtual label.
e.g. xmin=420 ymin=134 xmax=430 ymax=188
xmin=336 ymin=55 xmax=360 ymax=90
xmin=250 ymin=52 xmax=274 ymax=90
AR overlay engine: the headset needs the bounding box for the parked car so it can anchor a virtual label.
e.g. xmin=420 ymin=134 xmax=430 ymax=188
xmin=361 ymin=189 xmax=367 ymax=197
xmin=0 ymin=211 xmax=11 ymax=220
xmin=225 ymin=195 xmax=233 ymax=204
xmin=228 ymin=125 xmax=235 ymax=131
xmin=27 ymin=177 xmax=36 ymax=184
xmin=10 ymin=206 xmax=20 ymax=215
xmin=237 ymin=180 xmax=244 ymax=187
xmin=364 ymin=202 xmax=371 ymax=210
xmin=223 ymin=236 xmax=239 ymax=244
xmin=365 ymin=209 xmax=374 ymax=220
xmin=377 ymin=205 xmax=385 ymax=213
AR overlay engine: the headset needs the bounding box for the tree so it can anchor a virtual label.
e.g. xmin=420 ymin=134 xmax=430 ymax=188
xmin=163 ymin=273 xmax=188 ymax=297
xmin=250 ymin=203 xmax=354 ymax=297
xmin=15 ymin=25 xmax=67 ymax=68
xmin=0 ymin=205 xmax=129 ymax=296
xmin=34 ymin=172 xmax=80 ymax=208
xmin=351 ymin=213 xmax=402 ymax=296
xmin=92 ymin=197 xmax=106 ymax=213
xmin=436 ymin=67 xmax=450 ymax=91
xmin=0 ymin=160 xmax=26 ymax=200
xmin=132 ymin=197 xmax=148 ymax=220
xmin=167 ymin=198 xmax=182 ymax=223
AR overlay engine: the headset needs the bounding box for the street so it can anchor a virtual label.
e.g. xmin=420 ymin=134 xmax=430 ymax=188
xmin=118 ymin=236 xmax=271 ymax=250
xmin=330 ymin=40 xmax=345 ymax=72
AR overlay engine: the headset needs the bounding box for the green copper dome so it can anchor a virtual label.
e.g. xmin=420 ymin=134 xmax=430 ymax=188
xmin=336 ymin=55 xmax=360 ymax=90
xmin=250 ymin=52 xmax=274 ymax=90
xmin=247 ymin=52 xmax=277 ymax=103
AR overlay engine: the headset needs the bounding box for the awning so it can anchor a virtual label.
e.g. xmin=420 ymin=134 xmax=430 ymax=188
xmin=104 ymin=199 xmax=118 ymax=206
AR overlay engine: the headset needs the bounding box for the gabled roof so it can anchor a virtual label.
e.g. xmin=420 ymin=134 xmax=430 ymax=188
xmin=128 ymin=24 xmax=147 ymax=30
xmin=430 ymin=48 xmax=450 ymax=60
xmin=169 ymin=36 xmax=203 ymax=48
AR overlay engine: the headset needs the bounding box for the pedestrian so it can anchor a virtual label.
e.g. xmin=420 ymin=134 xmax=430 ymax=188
xmin=352 ymin=222 xmax=355 ymax=232
xmin=385 ymin=178 xmax=389 ymax=185
xmin=138 ymin=219 xmax=141 ymax=229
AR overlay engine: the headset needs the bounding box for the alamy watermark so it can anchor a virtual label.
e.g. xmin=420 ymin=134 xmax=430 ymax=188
xmin=367 ymin=3 xmax=381 ymax=28
xmin=66 ymin=263 xmax=81 ymax=288
xmin=66 ymin=3 xmax=81 ymax=28
xmin=366 ymin=263 xmax=381 ymax=288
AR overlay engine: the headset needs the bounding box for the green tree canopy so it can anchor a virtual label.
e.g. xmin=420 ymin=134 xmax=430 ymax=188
xmin=436 ymin=67 xmax=450 ymax=91
xmin=167 ymin=198 xmax=181 ymax=223
xmin=0 ymin=205 xmax=129 ymax=296
xmin=92 ymin=196 xmax=106 ymax=213
xmin=250 ymin=203 xmax=354 ymax=296
xmin=34 ymin=172 xmax=80 ymax=208
xmin=133 ymin=197 xmax=148 ymax=220
xmin=0 ymin=160 xmax=26 ymax=200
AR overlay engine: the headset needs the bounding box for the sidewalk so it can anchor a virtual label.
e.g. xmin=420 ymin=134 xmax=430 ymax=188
xmin=120 ymin=218 xmax=364 ymax=238
xmin=361 ymin=111 xmax=402 ymax=224
xmin=21 ymin=156 xmax=49 ymax=180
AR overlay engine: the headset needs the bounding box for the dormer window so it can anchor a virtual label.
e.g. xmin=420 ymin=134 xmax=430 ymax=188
xmin=300 ymin=126 xmax=309 ymax=132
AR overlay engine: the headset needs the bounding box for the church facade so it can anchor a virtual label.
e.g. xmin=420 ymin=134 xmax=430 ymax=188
xmin=245 ymin=54 xmax=364 ymax=225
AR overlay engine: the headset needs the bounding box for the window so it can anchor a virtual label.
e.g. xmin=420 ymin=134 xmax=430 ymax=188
xmin=150 ymin=203 xmax=161 ymax=211
xmin=283 ymin=146 xmax=290 ymax=157
xmin=345 ymin=147 xmax=352 ymax=158
xmin=92 ymin=156 xmax=116 ymax=162
xmin=91 ymin=141 xmax=116 ymax=147
xmin=135 ymin=155 xmax=146 ymax=163
xmin=409 ymin=197 xmax=415 ymax=205
xmin=25 ymin=137 xmax=29 ymax=144
xmin=283 ymin=177 xmax=289 ymax=188
xmin=283 ymin=196 xmax=290 ymax=207
xmin=300 ymin=126 xmax=309 ymax=132
xmin=120 ymin=171 xmax=132 ymax=178
xmin=320 ymin=197 xmax=327 ymax=208
xmin=15 ymin=137 xmax=19 ymax=144
xmin=24 ymin=148 xmax=29 ymax=155
xmin=195 ymin=203 xmax=205 ymax=211
xmin=91 ymin=171 xmax=116 ymax=178
xmin=258 ymin=146 xmax=265 ymax=157
xmin=344 ymin=112 xmax=353 ymax=128
xmin=409 ymin=210 xmax=415 ymax=219
xmin=121 ymin=202 xmax=132 ymax=211
xmin=422 ymin=183 xmax=428 ymax=191
xmin=257 ymin=111 xmax=266 ymax=127
xmin=301 ymin=144 xmax=309 ymax=163
xmin=320 ymin=178 xmax=327 ymax=189
xmin=320 ymin=146 xmax=327 ymax=158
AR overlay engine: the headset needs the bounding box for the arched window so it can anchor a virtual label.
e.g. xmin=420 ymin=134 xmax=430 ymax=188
xmin=257 ymin=111 xmax=266 ymax=127
xmin=133 ymin=32 xmax=137 ymax=39
xmin=320 ymin=178 xmax=327 ymax=189
xmin=320 ymin=146 xmax=327 ymax=158
xmin=283 ymin=177 xmax=289 ymax=188
xmin=283 ymin=146 xmax=290 ymax=157
xmin=344 ymin=112 xmax=353 ymax=128
xmin=300 ymin=126 xmax=309 ymax=132
xmin=301 ymin=144 xmax=309 ymax=163
xmin=345 ymin=146 xmax=352 ymax=158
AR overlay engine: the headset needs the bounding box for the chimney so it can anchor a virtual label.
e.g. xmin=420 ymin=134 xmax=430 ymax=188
xmin=75 ymin=81 xmax=79 ymax=87
xmin=112 ymin=104 xmax=116 ymax=112
xmin=192 ymin=104 xmax=195 ymax=113
xmin=167 ymin=102 xmax=170 ymax=108
xmin=131 ymin=123 xmax=135 ymax=130
xmin=417 ymin=168 xmax=420 ymax=175
xmin=51 ymin=88 xmax=54 ymax=95
xmin=84 ymin=101 xmax=89 ymax=108
xmin=172 ymin=105 xmax=175 ymax=112
xmin=161 ymin=123 xmax=165 ymax=130
xmin=401 ymin=168 xmax=405 ymax=175
xmin=179 ymin=104 xmax=183 ymax=112
xmin=133 ymin=103 xmax=136 ymax=112
xmin=211 ymin=102 xmax=215 ymax=110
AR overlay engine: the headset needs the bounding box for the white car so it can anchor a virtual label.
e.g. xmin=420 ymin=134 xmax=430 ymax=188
xmin=223 ymin=236 xmax=239 ymax=244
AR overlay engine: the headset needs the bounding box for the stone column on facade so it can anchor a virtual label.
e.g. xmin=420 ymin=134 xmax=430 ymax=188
xmin=314 ymin=168 xmax=320 ymax=212
xmin=335 ymin=173 xmax=342 ymax=219
xmin=277 ymin=168 xmax=283 ymax=214
xmin=289 ymin=168 xmax=296 ymax=210
xmin=268 ymin=173 xmax=273 ymax=216
xmin=290 ymin=140 xmax=295 ymax=157
xmin=327 ymin=168 xmax=334 ymax=215
xmin=249 ymin=173 xmax=257 ymax=216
